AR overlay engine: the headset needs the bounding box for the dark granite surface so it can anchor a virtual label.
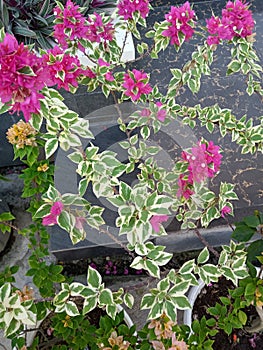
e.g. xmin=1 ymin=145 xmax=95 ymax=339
xmin=50 ymin=0 xmax=263 ymax=258
xmin=0 ymin=0 xmax=261 ymax=258
xmin=127 ymin=0 xmax=263 ymax=215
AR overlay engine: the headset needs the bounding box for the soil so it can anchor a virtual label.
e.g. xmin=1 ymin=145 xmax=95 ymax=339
xmin=192 ymin=277 xmax=263 ymax=350
xmin=59 ymin=249 xmax=217 ymax=279
xmin=34 ymin=297 xmax=106 ymax=349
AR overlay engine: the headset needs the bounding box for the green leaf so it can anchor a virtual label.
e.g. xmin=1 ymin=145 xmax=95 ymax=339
xmin=119 ymin=182 xmax=132 ymax=201
xmin=5 ymin=318 xmax=20 ymax=337
xmin=245 ymin=282 xmax=256 ymax=296
xmin=87 ymin=266 xmax=102 ymax=289
xmin=18 ymin=66 xmax=36 ymax=76
xmin=141 ymin=126 xmax=150 ymax=139
xmin=231 ymin=224 xmax=255 ymax=242
xmin=170 ymin=296 xmax=191 ymax=310
xmin=106 ymin=304 xmax=118 ymax=319
xmin=238 ymin=310 xmax=247 ymax=325
xmin=33 ymin=204 xmax=51 ymax=220
xmin=0 ymin=283 xmax=11 ymax=302
xmin=179 ymin=259 xmax=195 ymax=274
xmin=244 ymin=215 xmax=260 ymax=228
xmin=45 ymin=137 xmax=58 ymax=159
xmin=197 ymin=247 xmax=209 ymax=264
xmin=53 ymin=290 xmax=70 ymax=305
xmin=50 ymin=264 xmax=63 ymax=275
xmin=68 ymin=151 xmax=83 ymax=163
xmin=65 ymin=301 xmax=80 ymax=316
xmin=124 ymin=293 xmax=134 ymax=309
xmin=140 ymin=294 xmax=155 ymax=310
xmin=83 ymin=296 xmax=97 ymax=314
xmin=99 ymin=289 xmax=113 ymax=305
xmin=145 ymin=260 xmax=160 ymax=278
xmin=79 ymin=178 xmax=89 ymax=197
xmin=13 ymin=26 xmax=37 ymax=38
xmin=219 ymin=297 xmax=231 ymax=305
xmin=165 ymin=300 xmax=177 ymax=322
xmin=0 ymin=102 xmax=10 ymax=115
xmin=227 ymin=60 xmax=241 ymax=73
xmin=0 ymin=212 xmax=15 ymax=222
xmin=57 ymin=211 xmax=72 ymax=232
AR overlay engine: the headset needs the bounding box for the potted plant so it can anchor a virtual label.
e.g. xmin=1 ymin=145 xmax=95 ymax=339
xmin=183 ymin=212 xmax=263 ymax=349
xmin=0 ymin=0 xmax=262 ymax=349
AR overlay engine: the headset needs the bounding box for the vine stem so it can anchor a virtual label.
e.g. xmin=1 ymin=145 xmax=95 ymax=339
xmin=194 ymin=227 xmax=219 ymax=258
xmin=99 ymin=226 xmax=135 ymax=259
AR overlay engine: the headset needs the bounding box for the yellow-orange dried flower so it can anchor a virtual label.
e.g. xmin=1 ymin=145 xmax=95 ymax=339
xmin=6 ymin=120 xmax=37 ymax=149
xmin=16 ymin=285 xmax=34 ymax=302
xmin=98 ymin=331 xmax=130 ymax=350
xmin=255 ymin=287 xmax=263 ymax=307
xmin=37 ymin=163 xmax=49 ymax=172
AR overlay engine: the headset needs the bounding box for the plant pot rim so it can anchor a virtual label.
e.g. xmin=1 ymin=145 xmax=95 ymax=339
xmin=183 ymin=267 xmax=261 ymax=327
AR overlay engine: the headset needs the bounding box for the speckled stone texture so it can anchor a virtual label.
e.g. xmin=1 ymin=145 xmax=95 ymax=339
xmin=127 ymin=0 xmax=263 ymax=225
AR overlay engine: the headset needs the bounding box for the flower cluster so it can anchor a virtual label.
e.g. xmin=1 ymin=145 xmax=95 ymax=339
xmin=123 ymin=69 xmax=152 ymax=101
xmin=86 ymin=13 xmax=115 ymax=43
xmin=148 ymin=314 xmax=188 ymax=350
xmin=42 ymin=201 xmax=64 ymax=226
xmin=6 ymin=120 xmax=37 ymax=149
xmin=15 ymin=286 xmax=34 ymax=303
xmin=162 ymin=1 xmax=195 ymax=46
xmin=156 ymin=102 xmax=167 ymax=122
xmin=140 ymin=102 xmax=167 ymax=122
xmin=53 ymin=0 xmax=87 ymax=50
xmin=177 ymin=141 xmax=222 ymax=199
xmin=117 ymin=0 xmax=150 ymax=20
xmin=206 ymin=0 xmax=254 ymax=45
xmin=54 ymin=1 xmax=114 ymax=50
xmin=98 ymin=331 xmax=130 ymax=350
xmin=0 ymin=34 xmax=47 ymax=121
xmin=150 ymin=215 xmax=169 ymax=233
xmin=105 ymin=260 xmax=118 ymax=275
xmin=43 ymin=46 xmax=90 ymax=91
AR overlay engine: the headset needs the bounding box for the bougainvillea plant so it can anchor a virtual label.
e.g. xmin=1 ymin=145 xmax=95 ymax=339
xmin=0 ymin=0 xmax=262 ymax=348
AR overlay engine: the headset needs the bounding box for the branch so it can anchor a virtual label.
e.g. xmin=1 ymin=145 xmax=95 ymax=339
xmin=194 ymin=227 xmax=219 ymax=258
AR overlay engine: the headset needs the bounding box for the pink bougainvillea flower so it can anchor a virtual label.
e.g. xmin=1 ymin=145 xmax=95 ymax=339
xmin=162 ymin=2 xmax=196 ymax=46
xmin=0 ymin=33 xmax=48 ymax=121
xmin=97 ymin=59 xmax=114 ymax=81
xmin=156 ymin=102 xmax=167 ymax=122
xmin=177 ymin=140 xmax=222 ymax=199
xmin=86 ymin=13 xmax=114 ymax=43
xmin=221 ymin=205 xmax=232 ymax=218
xmin=42 ymin=46 xmax=90 ymax=91
xmin=53 ymin=0 xmax=88 ymax=50
xmin=203 ymin=140 xmax=222 ymax=175
xmin=118 ymin=0 xmax=150 ymax=20
xmin=42 ymin=201 xmax=64 ymax=226
xmin=206 ymin=0 xmax=254 ymax=45
xmin=123 ymin=69 xmax=152 ymax=101
xmin=140 ymin=108 xmax=151 ymax=117
xmin=98 ymin=58 xmax=110 ymax=67
xmin=177 ymin=174 xmax=194 ymax=199
xmin=150 ymin=215 xmax=169 ymax=233
xmin=105 ymin=72 xmax=114 ymax=82
xmin=222 ymin=0 xmax=254 ymax=37
xmin=75 ymin=216 xmax=86 ymax=230
xmin=181 ymin=140 xmax=222 ymax=183
xmin=183 ymin=143 xmax=209 ymax=183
